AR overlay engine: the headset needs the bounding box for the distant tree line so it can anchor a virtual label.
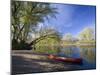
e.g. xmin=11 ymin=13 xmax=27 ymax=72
xmin=61 ymin=27 xmax=95 ymax=45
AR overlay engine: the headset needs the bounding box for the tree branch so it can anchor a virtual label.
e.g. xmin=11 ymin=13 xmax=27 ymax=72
xmin=29 ymin=33 xmax=57 ymax=46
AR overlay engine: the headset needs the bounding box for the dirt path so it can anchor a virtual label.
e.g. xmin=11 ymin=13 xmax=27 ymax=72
xmin=12 ymin=50 xmax=82 ymax=75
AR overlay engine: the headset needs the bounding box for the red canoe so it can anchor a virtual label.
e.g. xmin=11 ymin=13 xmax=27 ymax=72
xmin=48 ymin=54 xmax=82 ymax=64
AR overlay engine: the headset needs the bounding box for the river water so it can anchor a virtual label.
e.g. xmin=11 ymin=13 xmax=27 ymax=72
xmin=35 ymin=45 xmax=96 ymax=70
xmin=57 ymin=46 xmax=96 ymax=69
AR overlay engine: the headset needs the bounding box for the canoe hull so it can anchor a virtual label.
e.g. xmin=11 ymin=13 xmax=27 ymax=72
xmin=48 ymin=55 xmax=82 ymax=64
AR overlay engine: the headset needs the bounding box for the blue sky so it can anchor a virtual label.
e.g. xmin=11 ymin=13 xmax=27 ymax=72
xmin=41 ymin=4 xmax=96 ymax=37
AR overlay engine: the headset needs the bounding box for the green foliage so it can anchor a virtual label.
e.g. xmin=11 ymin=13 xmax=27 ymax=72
xmin=11 ymin=1 xmax=58 ymax=41
xmin=63 ymin=33 xmax=73 ymax=41
xmin=36 ymin=38 xmax=59 ymax=46
xmin=78 ymin=27 xmax=95 ymax=41
xmin=11 ymin=1 xmax=59 ymax=50
xmin=33 ymin=33 xmax=61 ymax=53
xmin=34 ymin=46 xmax=60 ymax=54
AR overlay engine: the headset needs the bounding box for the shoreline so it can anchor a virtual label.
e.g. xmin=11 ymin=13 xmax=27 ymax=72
xmin=12 ymin=50 xmax=95 ymax=75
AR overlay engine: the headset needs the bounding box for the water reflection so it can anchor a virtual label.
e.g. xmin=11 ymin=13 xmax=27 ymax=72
xmin=79 ymin=46 xmax=96 ymax=64
xmin=59 ymin=46 xmax=81 ymax=58
xmin=58 ymin=46 xmax=96 ymax=69
xmin=36 ymin=45 xmax=96 ymax=69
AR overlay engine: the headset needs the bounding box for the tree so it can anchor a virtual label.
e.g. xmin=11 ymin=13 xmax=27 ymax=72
xmin=11 ymin=1 xmax=58 ymax=50
xmin=34 ymin=27 xmax=61 ymax=53
xmin=29 ymin=27 xmax=61 ymax=50
xmin=78 ymin=27 xmax=94 ymax=41
xmin=62 ymin=33 xmax=74 ymax=41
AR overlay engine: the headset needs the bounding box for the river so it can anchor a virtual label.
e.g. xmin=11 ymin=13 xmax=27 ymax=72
xmin=57 ymin=46 xmax=96 ymax=69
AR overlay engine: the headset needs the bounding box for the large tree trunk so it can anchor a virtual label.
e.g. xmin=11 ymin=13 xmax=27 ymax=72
xmin=12 ymin=39 xmax=32 ymax=50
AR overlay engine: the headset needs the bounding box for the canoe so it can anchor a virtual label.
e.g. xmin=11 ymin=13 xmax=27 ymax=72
xmin=48 ymin=54 xmax=82 ymax=64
